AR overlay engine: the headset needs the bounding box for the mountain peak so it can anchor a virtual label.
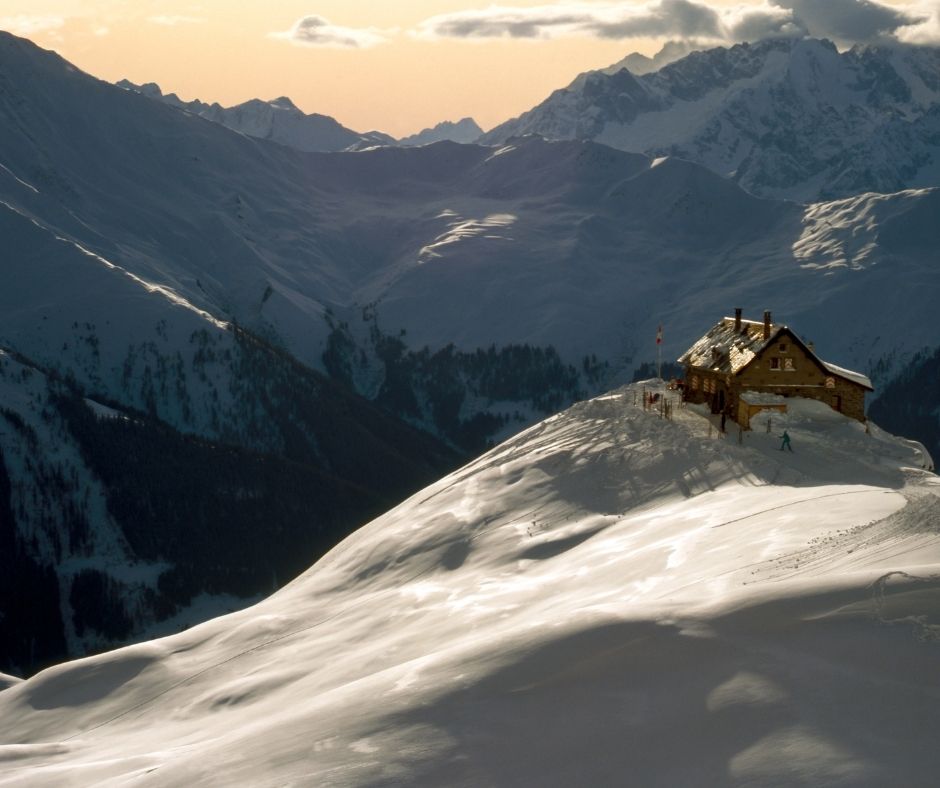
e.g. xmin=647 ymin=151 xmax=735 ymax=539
xmin=399 ymin=117 xmax=484 ymax=146
xmin=113 ymin=82 xmax=390 ymax=152
xmin=269 ymin=96 xmax=299 ymax=111
xmin=482 ymin=36 xmax=940 ymax=201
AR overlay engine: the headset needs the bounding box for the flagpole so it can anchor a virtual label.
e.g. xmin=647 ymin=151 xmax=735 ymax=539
xmin=656 ymin=324 xmax=663 ymax=381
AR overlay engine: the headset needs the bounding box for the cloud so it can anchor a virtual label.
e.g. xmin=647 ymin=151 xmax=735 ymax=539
xmin=270 ymin=15 xmax=389 ymax=48
xmin=147 ymin=16 xmax=206 ymax=26
xmin=895 ymin=4 xmax=940 ymax=44
xmin=725 ymin=8 xmax=806 ymax=42
xmin=415 ymin=0 xmax=938 ymax=45
xmin=770 ymin=0 xmax=927 ymax=43
xmin=416 ymin=1 xmax=723 ymax=41
xmin=0 ymin=15 xmax=65 ymax=36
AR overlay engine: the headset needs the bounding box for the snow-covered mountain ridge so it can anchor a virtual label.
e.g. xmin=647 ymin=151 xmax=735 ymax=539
xmin=399 ymin=117 xmax=483 ymax=146
xmin=116 ymin=80 xmax=395 ymax=152
xmin=1 ymin=385 xmax=937 ymax=785
xmin=2 ymin=30 xmax=940 ymax=674
xmin=3 ymin=32 xmax=937 ymax=401
xmin=483 ymin=37 xmax=940 ymax=201
xmin=117 ymin=80 xmax=484 ymax=151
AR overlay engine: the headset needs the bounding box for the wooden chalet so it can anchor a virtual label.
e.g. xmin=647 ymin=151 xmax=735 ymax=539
xmin=678 ymin=309 xmax=873 ymax=428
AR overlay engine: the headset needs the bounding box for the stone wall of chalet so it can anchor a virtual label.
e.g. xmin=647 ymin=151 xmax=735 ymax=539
xmin=683 ymin=333 xmax=869 ymax=424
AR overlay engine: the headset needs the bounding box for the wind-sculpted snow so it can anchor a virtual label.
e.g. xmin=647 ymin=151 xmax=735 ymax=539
xmin=1 ymin=386 xmax=937 ymax=785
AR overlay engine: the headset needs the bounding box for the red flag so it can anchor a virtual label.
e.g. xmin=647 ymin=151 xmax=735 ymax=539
xmin=656 ymin=324 xmax=663 ymax=345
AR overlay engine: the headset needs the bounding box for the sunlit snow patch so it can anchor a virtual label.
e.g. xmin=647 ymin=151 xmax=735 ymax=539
xmin=83 ymin=398 xmax=129 ymax=421
xmin=64 ymin=239 xmax=228 ymax=329
xmin=0 ymin=159 xmax=39 ymax=193
xmin=0 ymin=198 xmax=226 ymax=328
xmin=418 ymin=213 xmax=517 ymax=262
xmin=794 ymin=189 xmax=932 ymax=272
xmin=484 ymin=145 xmax=516 ymax=162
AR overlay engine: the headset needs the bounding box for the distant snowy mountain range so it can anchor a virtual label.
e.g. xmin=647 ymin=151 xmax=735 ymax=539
xmin=399 ymin=117 xmax=484 ymax=146
xmin=117 ymin=80 xmax=482 ymax=151
xmin=483 ymin=37 xmax=940 ymax=201
xmin=1 ymin=30 xmax=939 ymax=674
xmin=601 ymin=39 xmax=703 ymax=75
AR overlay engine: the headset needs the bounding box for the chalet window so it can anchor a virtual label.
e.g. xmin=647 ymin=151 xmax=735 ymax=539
xmin=825 ymin=377 xmax=835 ymax=389
xmin=779 ymin=343 xmax=788 ymax=352
xmin=784 ymin=358 xmax=794 ymax=371
xmin=691 ymin=375 xmax=699 ymax=390
xmin=770 ymin=358 xmax=780 ymax=370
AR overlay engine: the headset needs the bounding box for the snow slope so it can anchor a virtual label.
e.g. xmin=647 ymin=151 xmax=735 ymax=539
xmin=482 ymin=38 xmax=940 ymax=202
xmin=1 ymin=385 xmax=937 ymax=786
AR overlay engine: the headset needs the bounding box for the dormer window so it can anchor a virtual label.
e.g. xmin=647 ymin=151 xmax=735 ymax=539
xmin=770 ymin=358 xmax=780 ymax=370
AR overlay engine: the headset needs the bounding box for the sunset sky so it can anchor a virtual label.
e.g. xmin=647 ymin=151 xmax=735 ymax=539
xmin=2 ymin=1 xmax=936 ymax=137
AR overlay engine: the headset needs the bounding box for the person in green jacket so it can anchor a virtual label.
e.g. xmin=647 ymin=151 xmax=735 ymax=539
xmin=780 ymin=430 xmax=793 ymax=452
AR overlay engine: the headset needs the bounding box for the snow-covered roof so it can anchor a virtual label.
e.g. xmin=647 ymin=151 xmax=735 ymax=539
xmin=821 ymin=361 xmax=873 ymax=391
xmin=677 ymin=317 xmax=782 ymax=375
xmin=679 ymin=317 xmax=874 ymax=391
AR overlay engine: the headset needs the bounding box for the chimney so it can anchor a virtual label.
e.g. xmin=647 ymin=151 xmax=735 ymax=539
xmin=763 ymin=310 xmax=772 ymax=340
xmin=734 ymin=308 xmax=742 ymax=333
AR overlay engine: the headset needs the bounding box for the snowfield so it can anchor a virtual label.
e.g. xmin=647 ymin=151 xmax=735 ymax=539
xmin=1 ymin=386 xmax=938 ymax=786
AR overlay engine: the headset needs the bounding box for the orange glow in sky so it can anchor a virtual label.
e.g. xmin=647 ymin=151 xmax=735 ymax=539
xmin=0 ymin=1 xmax=926 ymax=137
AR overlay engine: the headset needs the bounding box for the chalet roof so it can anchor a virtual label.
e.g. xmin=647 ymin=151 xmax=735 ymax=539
xmin=678 ymin=316 xmax=874 ymax=391
xmin=677 ymin=317 xmax=781 ymax=375
xmin=819 ymin=361 xmax=873 ymax=391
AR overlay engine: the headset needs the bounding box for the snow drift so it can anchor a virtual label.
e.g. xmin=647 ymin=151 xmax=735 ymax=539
xmin=1 ymin=385 xmax=937 ymax=786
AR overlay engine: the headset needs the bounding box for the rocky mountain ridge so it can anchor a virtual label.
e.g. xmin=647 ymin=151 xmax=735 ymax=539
xmin=482 ymin=37 xmax=940 ymax=201
xmin=116 ymin=79 xmax=395 ymax=152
